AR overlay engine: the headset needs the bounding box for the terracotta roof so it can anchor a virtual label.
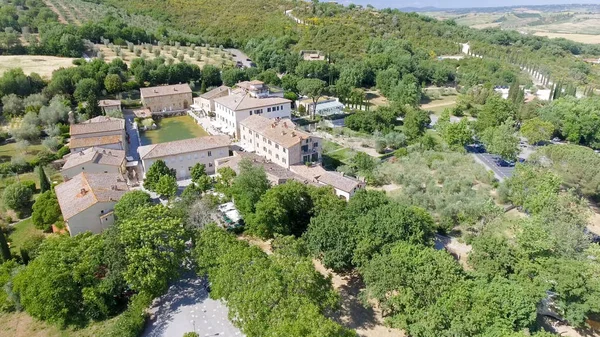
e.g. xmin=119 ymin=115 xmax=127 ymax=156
xmin=140 ymin=84 xmax=192 ymax=98
xmin=62 ymin=147 xmax=125 ymax=170
xmin=138 ymin=135 xmax=231 ymax=160
xmin=199 ymin=85 xmax=230 ymax=99
xmin=217 ymin=152 xmax=314 ymax=185
xmin=290 ymin=164 xmax=363 ymax=193
xmin=98 ymin=100 xmax=121 ymax=107
xmin=55 ymin=172 xmax=129 ymax=220
xmin=70 ymin=135 xmax=123 ymax=149
xmin=240 ymin=115 xmax=316 ymax=148
xmin=70 ymin=116 xmax=125 ymax=136
xmin=214 ymin=93 xmax=290 ymax=111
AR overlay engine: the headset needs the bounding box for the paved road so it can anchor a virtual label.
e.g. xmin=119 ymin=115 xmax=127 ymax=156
xmin=225 ymin=48 xmax=253 ymax=68
xmin=143 ymin=277 xmax=244 ymax=337
xmin=124 ymin=112 xmax=141 ymax=161
xmin=472 ymin=152 xmax=514 ymax=181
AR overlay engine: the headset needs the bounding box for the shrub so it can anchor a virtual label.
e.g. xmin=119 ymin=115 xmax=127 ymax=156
xmin=56 ymin=146 xmax=70 ymax=159
xmin=375 ymin=139 xmax=386 ymax=154
xmin=21 ymin=180 xmax=36 ymax=193
xmin=106 ymin=292 xmax=153 ymax=337
xmin=3 ymin=183 xmax=33 ymax=212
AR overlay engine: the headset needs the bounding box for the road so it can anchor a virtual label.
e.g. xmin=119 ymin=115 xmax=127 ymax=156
xmin=472 ymin=152 xmax=514 ymax=181
xmin=225 ymin=48 xmax=253 ymax=68
xmin=142 ymin=276 xmax=243 ymax=337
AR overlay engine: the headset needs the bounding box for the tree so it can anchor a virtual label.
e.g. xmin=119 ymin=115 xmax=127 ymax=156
xmin=38 ymin=165 xmax=51 ymax=193
xmin=520 ymin=117 xmax=554 ymax=145
xmin=297 ymin=78 xmax=327 ymax=119
xmin=281 ymin=74 xmax=300 ymax=94
xmin=190 ymin=163 xmax=207 ymax=183
xmin=3 ymin=182 xmax=32 ymax=212
xmin=1 ymin=94 xmax=24 ymax=117
xmin=439 ymin=118 xmax=473 ymax=149
xmin=475 ymin=95 xmax=516 ymax=134
xmin=143 ymin=160 xmax=175 ymax=191
xmin=155 ymin=174 xmax=178 ymax=199
xmin=351 ymin=152 xmax=377 ymax=173
xmin=74 ymin=78 xmax=100 ymax=117
xmin=246 ymin=181 xmax=314 ymax=238
xmin=104 ymin=74 xmax=122 ymax=94
xmin=202 ymin=64 xmax=222 ymax=87
xmin=0 ymin=231 xmax=10 ymax=262
xmin=403 ymin=108 xmax=431 ymax=141
xmin=31 ymin=191 xmax=61 ymax=231
xmin=215 ymin=166 xmax=236 ymax=193
xmin=199 ymin=80 xmax=207 ymax=94
xmin=114 ymin=190 xmax=152 ymax=221
xmin=221 ymin=68 xmax=249 ymax=87
xmin=187 ymin=197 xmax=217 ymax=230
xmin=13 ymin=234 xmax=123 ymax=326
xmin=481 ymin=121 xmax=519 ymax=161
xmin=390 ymin=74 xmax=421 ymax=107
xmin=118 ymin=205 xmax=188 ymax=295
xmin=230 ymin=159 xmax=270 ymax=216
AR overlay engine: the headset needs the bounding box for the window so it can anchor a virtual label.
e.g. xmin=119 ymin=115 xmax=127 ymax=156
xmin=208 ymin=163 xmax=213 ymax=167
xmin=208 ymin=151 xmax=212 ymax=157
xmin=283 ymin=148 xmax=287 ymax=153
xmin=263 ymin=147 xmax=267 ymax=152
xmin=275 ymin=144 xmax=279 ymax=149
xmin=267 ymin=107 xmax=271 ymax=112
xmin=268 ymin=150 xmax=272 ymax=155
xmin=314 ymin=142 xmax=319 ymax=148
xmin=249 ymin=111 xmax=253 ymax=115
xmin=268 ymin=140 xmax=272 ymax=145
xmin=282 ymin=158 xmax=286 ymax=164
xmin=104 ymin=171 xmax=108 ymax=173
xmin=276 ymin=154 xmax=279 ymax=159
xmin=263 ymin=137 xmax=266 ymax=142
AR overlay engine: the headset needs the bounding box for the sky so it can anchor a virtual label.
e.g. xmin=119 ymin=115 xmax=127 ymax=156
xmin=335 ymin=0 xmax=600 ymax=9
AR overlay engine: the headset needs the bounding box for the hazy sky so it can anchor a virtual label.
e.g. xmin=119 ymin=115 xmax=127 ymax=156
xmin=336 ymin=0 xmax=599 ymax=9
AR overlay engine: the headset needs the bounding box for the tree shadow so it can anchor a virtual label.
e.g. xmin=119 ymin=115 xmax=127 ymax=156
xmin=330 ymin=273 xmax=380 ymax=331
xmin=142 ymin=276 xmax=209 ymax=337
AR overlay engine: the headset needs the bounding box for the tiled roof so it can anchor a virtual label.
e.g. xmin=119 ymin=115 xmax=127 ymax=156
xmin=69 ymin=135 xmax=123 ymax=149
xmin=199 ymin=85 xmax=230 ymax=99
xmin=62 ymin=147 xmax=125 ymax=170
xmin=214 ymin=93 xmax=290 ymax=111
xmin=98 ymin=100 xmax=121 ymax=107
xmin=55 ymin=172 xmax=128 ymax=220
xmin=140 ymin=84 xmax=192 ymax=98
xmin=240 ymin=115 xmax=315 ymax=148
xmin=138 ymin=135 xmax=231 ymax=160
xmin=290 ymin=164 xmax=363 ymax=193
xmin=218 ymin=152 xmax=314 ymax=185
xmin=70 ymin=116 xmax=125 ymax=136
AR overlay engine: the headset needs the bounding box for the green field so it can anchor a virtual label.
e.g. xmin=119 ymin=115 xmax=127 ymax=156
xmin=0 ymin=142 xmax=45 ymax=163
xmin=7 ymin=218 xmax=42 ymax=253
xmin=140 ymin=115 xmax=208 ymax=145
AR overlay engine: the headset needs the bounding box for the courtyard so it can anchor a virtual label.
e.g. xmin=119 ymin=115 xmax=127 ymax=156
xmin=140 ymin=115 xmax=209 ymax=145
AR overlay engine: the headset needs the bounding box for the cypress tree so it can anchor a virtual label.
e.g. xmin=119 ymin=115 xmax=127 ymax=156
xmin=39 ymin=165 xmax=51 ymax=193
xmin=0 ymin=231 xmax=11 ymax=262
xmin=20 ymin=248 xmax=29 ymax=265
xmin=200 ymin=80 xmax=207 ymax=94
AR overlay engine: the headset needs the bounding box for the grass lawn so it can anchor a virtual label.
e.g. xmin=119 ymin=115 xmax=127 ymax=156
xmin=322 ymin=140 xmax=357 ymax=170
xmin=140 ymin=115 xmax=208 ymax=145
xmin=7 ymin=218 xmax=43 ymax=253
xmin=0 ymin=142 xmax=45 ymax=163
xmin=0 ymin=55 xmax=76 ymax=79
xmin=0 ymin=311 xmax=122 ymax=337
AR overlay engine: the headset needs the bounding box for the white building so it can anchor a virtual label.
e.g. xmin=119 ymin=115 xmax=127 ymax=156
xmin=239 ymin=115 xmax=321 ymax=168
xmin=61 ymin=147 xmax=126 ymax=180
xmin=297 ymin=97 xmax=345 ymax=116
xmin=192 ymin=85 xmax=230 ymax=115
xmin=55 ymin=172 xmax=129 ymax=236
xmin=213 ymin=81 xmax=291 ymax=138
xmin=138 ymin=135 xmax=231 ymax=179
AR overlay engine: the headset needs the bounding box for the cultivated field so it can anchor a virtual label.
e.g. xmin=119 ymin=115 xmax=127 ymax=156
xmin=0 ymin=55 xmax=76 ymax=78
xmin=533 ymin=32 xmax=600 ymax=44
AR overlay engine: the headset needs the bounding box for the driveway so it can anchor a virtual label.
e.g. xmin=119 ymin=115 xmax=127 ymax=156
xmin=472 ymin=152 xmax=514 ymax=181
xmin=142 ymin=276 xmax=243 ymax=337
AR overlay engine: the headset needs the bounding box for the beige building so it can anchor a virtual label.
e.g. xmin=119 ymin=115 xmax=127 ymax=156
xmin=61 ymin=147 xmax=126 ymax=180
xmin=138 ymin=135 xmax=231 ymax=180
xmin=98 ymin=100 xmax=122 ymax=114
xmin=216 ymin=152 xmax=312 ymax=186
xmin=140 ymin=84 xmax=193 ymax=113
xmin=69 ymin=116 xmax=126 ymax=153
xmin=239 ymin=115 xmax=321 ymax=168
xmin=213 ymin=81 xmax=291 ymax=138
xmin=192 ymin=85 xmax=230 ymax=115
xmin=290 ymin=164 xmax=365 ymax=201
xmin=55 ymin=172 xmax=129 ymax=236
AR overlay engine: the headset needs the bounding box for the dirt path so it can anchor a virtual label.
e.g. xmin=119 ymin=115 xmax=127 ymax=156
xmin=313 ymin=260 xmax=405 ymax=337
xmin=421 ymin=100 xmax=456 ymax=110
xmin=42 ymin=0 xmax=68 ymax=24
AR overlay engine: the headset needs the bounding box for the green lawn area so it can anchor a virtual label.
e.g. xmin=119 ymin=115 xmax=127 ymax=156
xmin=322 ymin=140 xmax=357 ymax=170
xmin=0 ymin=311 xmax=122 ymax=337
xmin=0 ymin=142 xmax=45 ymax=163
xmin=7 ymin=218 xmax=42 ymax=253
xmin=140 ymin=115 xmax=208 ymax=145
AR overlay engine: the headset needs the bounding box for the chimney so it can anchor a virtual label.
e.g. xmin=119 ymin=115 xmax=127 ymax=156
xmin=283 ymin=122 xmax=288 ymax=128
xmin=111 ymin=185 xmax=118 ymax=190
xmin=291 ymin=132 xmax=296 ymax=137
xmin=80 ymin=188 xmax=87 ymax=195
xmin=154 ymin=89 xmax=158 ymax=93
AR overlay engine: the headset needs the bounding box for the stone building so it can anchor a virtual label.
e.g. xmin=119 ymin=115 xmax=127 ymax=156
xmin=140 ymin=84 xmax=193 ymax=113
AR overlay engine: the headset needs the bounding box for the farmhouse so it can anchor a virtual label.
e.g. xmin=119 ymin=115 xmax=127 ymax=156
xmin=61 ymin=147 xmax=126 ymax=180
xmin=69 ymin=116 xmax=126 ymax=152
xmin=290 ymin=164 xmax=365 ymax=201
xmin=140 ymin=84 xmax=193 ymax=113
xmin=214 ymin=81 xmax=291 ymax=138
xmin=55 ymin=172 xmax=129 ymax=236
xmin=239 ymin=115 xmax=321 ymax=168
xmin=98 ymin=99 xmax=122 ymax=114
xmin=138 ymin=135 xmax=231 ymax=179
